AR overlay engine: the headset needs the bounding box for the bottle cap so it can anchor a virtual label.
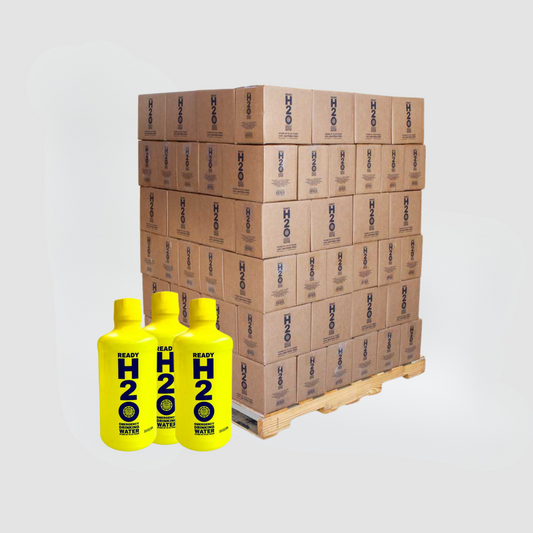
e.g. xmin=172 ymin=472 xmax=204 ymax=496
xmin=114 ymin=298 xmax=141 ymax=322
xmin=152 ymin=291 xmax=180 ymax=317
xmin=189 ymin=298 xmax=216 ymax=323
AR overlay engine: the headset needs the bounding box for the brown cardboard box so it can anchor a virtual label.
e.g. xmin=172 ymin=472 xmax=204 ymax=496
xmin=176 ymin=142 xmax=199 ymax=193
xmin=165 ymin=91 xmax=197 ymax=141
xmin=326 ymin=340 xmax=353 ymax=391
xmin=198 ymin=143 xmax=224 ymax=196
xmin=310 ymin=294 xmax=352 ymax=350
xmin=168 ymin=191 xmax=200 ymax=242
xmin=178 ymin=241 xmax=200 ymax=291
xmin=144 ymin=315 xmax=152 ymax=327
xmin=237 ymin=304 xmax=311 ymax=364
xmin=297 ymin=145 xmax=329 ymax=200
xmin=311 ymin=196 xmax=353 ymax=251
xmin=158 ymin=236 xmax=180 ymax=284
xmin=352 ymin=332 xmax=378 ymax=381
xmin=171 ymin=284 xmax=200 ymax=327
xmin=326 ymin=245 xmax=354 ymax=297
xmin=400 ymin=319 xmax=422 ymax=365
xmin=312 ymin=90 xmax=354 ymax=144
xmin=354 ymin=93 xmax=392 ymax=144
xmin=140 ymin=187 xmax=167 ymax=236
xmin=404 ymin=145 xmax=426 ymax=190
xmin=296 ymin=250 xmax=327 ymax=304
xmin=138 ymin=140 xmax=157 ymax=187
xmin=196 ymin=89 xmax=235 ymax=143
xmin=392 ymin=96 xmax=424 ymax=144
xmin=156 ymin=141 xmax=178 ymax=190
xmin=353 ymin=193 xmax=389 ymax=243
xmin=139 ymin=93 xmax=166 ymax=140
xmin=201 ymin=295 xmax=238 ymax=343
xmin=389 ymin=191 xmax=422 ymax=238
xmin=224 ymin=253 xmax=297 ymax=313
xmin=142 ymin=275 xmax=170 ymax=317
xmin=328 ymin=144 xmax=356 ymax=196
xmin=355 ymin=144 xmax=382 ymax=195
xmin=353 ymin=242 xmax=378 ymax=291
xmin=351 ymin=286 xmax=387 ymax=337
xmin=140 ymin=231 xmax=159 ymax=277
xmin=381 ymin=145 xmax=405 ymax=192
xmin=232 ymin=354 xmax=297 ymax=415
xmin=235 ymin=200 xmax=310 ymax=258
xmin=378 ymin=238 xmax=403 ymax=286
xmin=401 ymin=235 xmax=423 ymax=280
xmin=386 ymin=279 xmax=421 ymax=327
xmin=199 ymin=246 xmax=224 ymax=299
xmin=377 ymin=326 xmax=401 ymax=373
xmin=235 ymin=85 xmax=312 ymax=144
xmin=222 ymin=145 xmax=297 ymax=203
xmin=297 ymin=349 xmax=327 ymax=402
xmin=198 ymin=196 xmax=236 ymax=251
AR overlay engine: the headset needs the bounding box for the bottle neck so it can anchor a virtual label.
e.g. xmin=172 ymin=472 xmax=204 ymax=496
xmin=114 ymin=319 xmax=141 ymax=329
xmin=189 ymin=319 xmax=216 ymax=329
xmin=152 ymin=314 xmax=181 ymax=323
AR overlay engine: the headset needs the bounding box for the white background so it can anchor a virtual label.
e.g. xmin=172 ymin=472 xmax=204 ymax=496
xmin=2 ymin=1 xmax=532 ymax=531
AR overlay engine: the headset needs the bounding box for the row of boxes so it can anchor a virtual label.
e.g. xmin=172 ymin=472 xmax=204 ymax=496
xmin=139 ymin=141 xmax=426 ymax=198
xmin=141 ymin=233 xmax=423 ymax=309
xmin=139 ymin=87 xmax=424 ymax=145
xmin=140 ymin=189 xmax=422 ymax=255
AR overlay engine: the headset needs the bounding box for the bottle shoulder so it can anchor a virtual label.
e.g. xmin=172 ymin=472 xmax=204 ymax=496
xmin=174 ymin=326 xmax=233 ymax=348
xmin=144 ymin=320 xmax=188 ymax=338
xmin=98 ymin=328 xmax=158 ymax=349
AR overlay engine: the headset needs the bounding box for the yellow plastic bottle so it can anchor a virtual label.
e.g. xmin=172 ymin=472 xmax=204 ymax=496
xmin=174 ymin=298 xmax=233 ymax=451
xmin=98 ymin=298 xmax=157 ymax=451
xmin=144 ymin=291 xmax=188 ymax=445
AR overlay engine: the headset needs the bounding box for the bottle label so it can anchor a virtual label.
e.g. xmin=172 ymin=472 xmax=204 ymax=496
xmin=192 ymin=352 xmax=216 ymax=435
xmin=117 ymin=352 xmax=140 ymax=435
xmin=156 ymin=346 xmax=176 ymax=429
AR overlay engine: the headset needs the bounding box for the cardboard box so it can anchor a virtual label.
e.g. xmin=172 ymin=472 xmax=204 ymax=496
xmin=354 ymin=93 xmax=392 ymax=144
xmin=165 ymin=91 xmax=197 ymax=141
xmin=296 ymin=349 xmax=327 ymax=402
xmin=386 ymin=279 xmax=420 ymax=327
xmin=222 ymin=144 xmax=297 ymax=203
xmin=140 ymin=231 xmax=159 ymax=277
xmin=389 ymin=191 xmax=422 ymax=238
xmin=377 ymin=326 xmax=401 ymax=373
xmin=156 ymin=141 xmax=178 ymax=190
xmin=158 ymin=236 xmax=180 ymax=284
xmin=198 ymin=196 xmax=236 ymax=251
xmin=400 ymin=319 xmax=422 ymax=365
xmin=353 ymin=193 xmax=389 ymax=243
xmin=235 ymin=85 xmax=312 ymax=144
xmin=297 ymin=145 xmax=329 ymax=200
xmin=201 ymin=295 xmax=238 ymax=344
xmin=142 ymin=275 xmax=170 ymax=317
xmin=326 ymin=340 xmax=353 ymax=392
xmin=138 ymin=93 xmax=166 ymax=140
xmin=168 ymin=191 xmax=200 ymax=242
xmin=199 ymin=246 xmax=224 ymax=299
xmin=352 ymin=332 xmax=378 ymax=381
xmin=401 ymin=235 xmax=423 ymax=280
xmin=235 ymin=200 xmax=310 ymax=258
xmin=138 ymin=140 xmax=157 ymax=187
xmin=312 ymin=90 xmax=354 ymax=144
xmin=310 ymin=294 xmax=352 ymax=350
xmin=355 ymin=145 xmax=382 ymax=195
xmin=198 ymin=143 xmax=224 ymax=196
xmin=404 ymin=145 xmax=426 ymax=190
xmin=176 ymin=142 xmax=199 ymax=193
xmin=196 ymin=89 xmax=235 ymax=143
xmin=237 ymin=304 xmax=311 ymax=364
xmin=392 ymin=97 xmax=424 ymax=144
xmin=378 ymin=238 xmax=403 ymax=286
xmin=351 ymin=286 xmax=387 ymax=337
xmin=381 ymin=145 xmax=405 ymax=192
xmin=144 ymin=315 xmax=152 ymax=327
xmin=232 ymin=354 xmax=297 ymax=415
xmin=326 ymin=245 xmax=354 ymax=297
xmin=296 ymin=250 xmax=327 ymax=304
xmin=224 ymin=253 xmax=297 ymax=313
xmin=140 ymin=187 xmax=167 ymax=236
xmin=353 ymin=241 xmax=378 ymax=291
xmin=310 ymin=196 xmax=353 ymax=251
xmin=178 ymin=241 xmax=200 ymax=291
xmin=328 ymin=144 xmax=356 ymax=196
xmin=171 ymin=284 xmax=200 ymax=327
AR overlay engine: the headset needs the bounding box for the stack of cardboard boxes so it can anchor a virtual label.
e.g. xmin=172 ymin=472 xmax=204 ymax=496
xmin=139 ymin=86 xmax=424 ymax=416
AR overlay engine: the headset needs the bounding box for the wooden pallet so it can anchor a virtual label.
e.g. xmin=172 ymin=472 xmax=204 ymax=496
xmin=232 ymin=356 xmax=425 ymax=439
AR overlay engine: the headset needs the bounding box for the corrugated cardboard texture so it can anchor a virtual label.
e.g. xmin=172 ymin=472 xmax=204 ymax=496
xmin=392 ymin=97 xmax=424 ymax=144
xmin=264 ymin=357 xmax=297 ymax=414
xmin=311 ymin=196 xmax=353 ymax=251
xmin=138 ymin=93 xmax=166 ymax=140
xmin=326 ymin=340 xmax=353 ymax=391
xmin=198 ymin=196 xmax=236 ymax=251
xmin=178 ymin=241 xmax=200 ymax=291
xmin=196 ymin=89 xmax=235 ymax=143
xmin=378 ymin=238 xmax=403 ymax=286
xmin=142 ymin=275 xmax=170 ymax=317
xmin=201 ymin=295 xmax=238 ymax=344
xmin=311 ymin=294 xmax=352 ymax=350
xmin=356 ymin=144 xmax=382 ymax=195
xmin=138 ymin=140 xmax=156 ymax=187
xmin=199 ymin=246 xmax=224 ymax=299
xmin=326 ymin=245 xmax=354 ymax=297
xmin=353 ymin=242 xmax=378 ymax=291
xmin=171 ymin=284 xmax=200 ymax=327
xmin=381 ymin=145 xmax=405 ymax=192
xmin=176 ymin=142 xmax=199 ymax=193
xmin=389 ymin=191 xmax=422 ymax=238
xmin=352 ymin=332 xmax=378 ymax=381
xmin=377 ymin=326 xmax=401 ymax=373
xmin=401 ymin=234 xmax=423 ymax=281
xmin=312 ymin=90 xmax=354 ymax=144
xmin=168 ymin=191 xmax=200 ymax=242
xmin=156 ymin=141 xmax=178 ymax=190
xmin=198 ymin=143 xmax=224 ymax=196
xmin=386 ymin=279 xmax=420 ymax=327
xmin=351 ymin=286 xmax=387 ymax=337
xmin=233 ymin=354 xmax=265 ymax=412
xmin=165 ymin=91 xmax=197 ymax=141
xmin=404 ymin=145 xmax=426 ymax=190
xmin=297 ymin=250 xmax=327 ymax=304
xmin=328 ymin=144 xmax=356 ymax=196
xmin=140 ymin=231 xmax=159 ymax=277
xmin=400 ymin=319 xmax=422 ymax=365
xmin=354 ymin=94 xmax=392 ymax=144
xmin=353 ymin=193 xmax=389 ymax=243
xmin=298 ymin=145 xmax=329 ymax=199
xmin=297 ymin=349 xmax=327 ymax=402
xmin=158 ymin=236 xmax=179 ymax=284
xmin=140 ymin=187 xmax=167 ymax=236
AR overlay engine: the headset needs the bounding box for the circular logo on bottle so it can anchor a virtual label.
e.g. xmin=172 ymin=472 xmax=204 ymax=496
xmin=119 ymin=402 xmax=139 ymax=422
xmin=157 ymin=395 xmax=175 ymax=415
xmin=194 ymin=402 xmax=215 ymax=422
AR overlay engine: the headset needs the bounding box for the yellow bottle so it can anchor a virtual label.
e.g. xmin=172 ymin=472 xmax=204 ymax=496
xmin=98 ymin=298 xmax=157 ymax=451
xmin=144 ymin=291 xmax=188 ymax=445
xmin=174 ymin=298 xmax=233 ymax=451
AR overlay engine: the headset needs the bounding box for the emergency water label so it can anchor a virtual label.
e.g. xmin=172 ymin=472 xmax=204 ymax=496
xmin=192 ymin=352 xmax=216 ymax=436
xmin=156 ymin=345 xmax=176 ymax=430
xmin=117 ymin=352 xmax=141 ymax=436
